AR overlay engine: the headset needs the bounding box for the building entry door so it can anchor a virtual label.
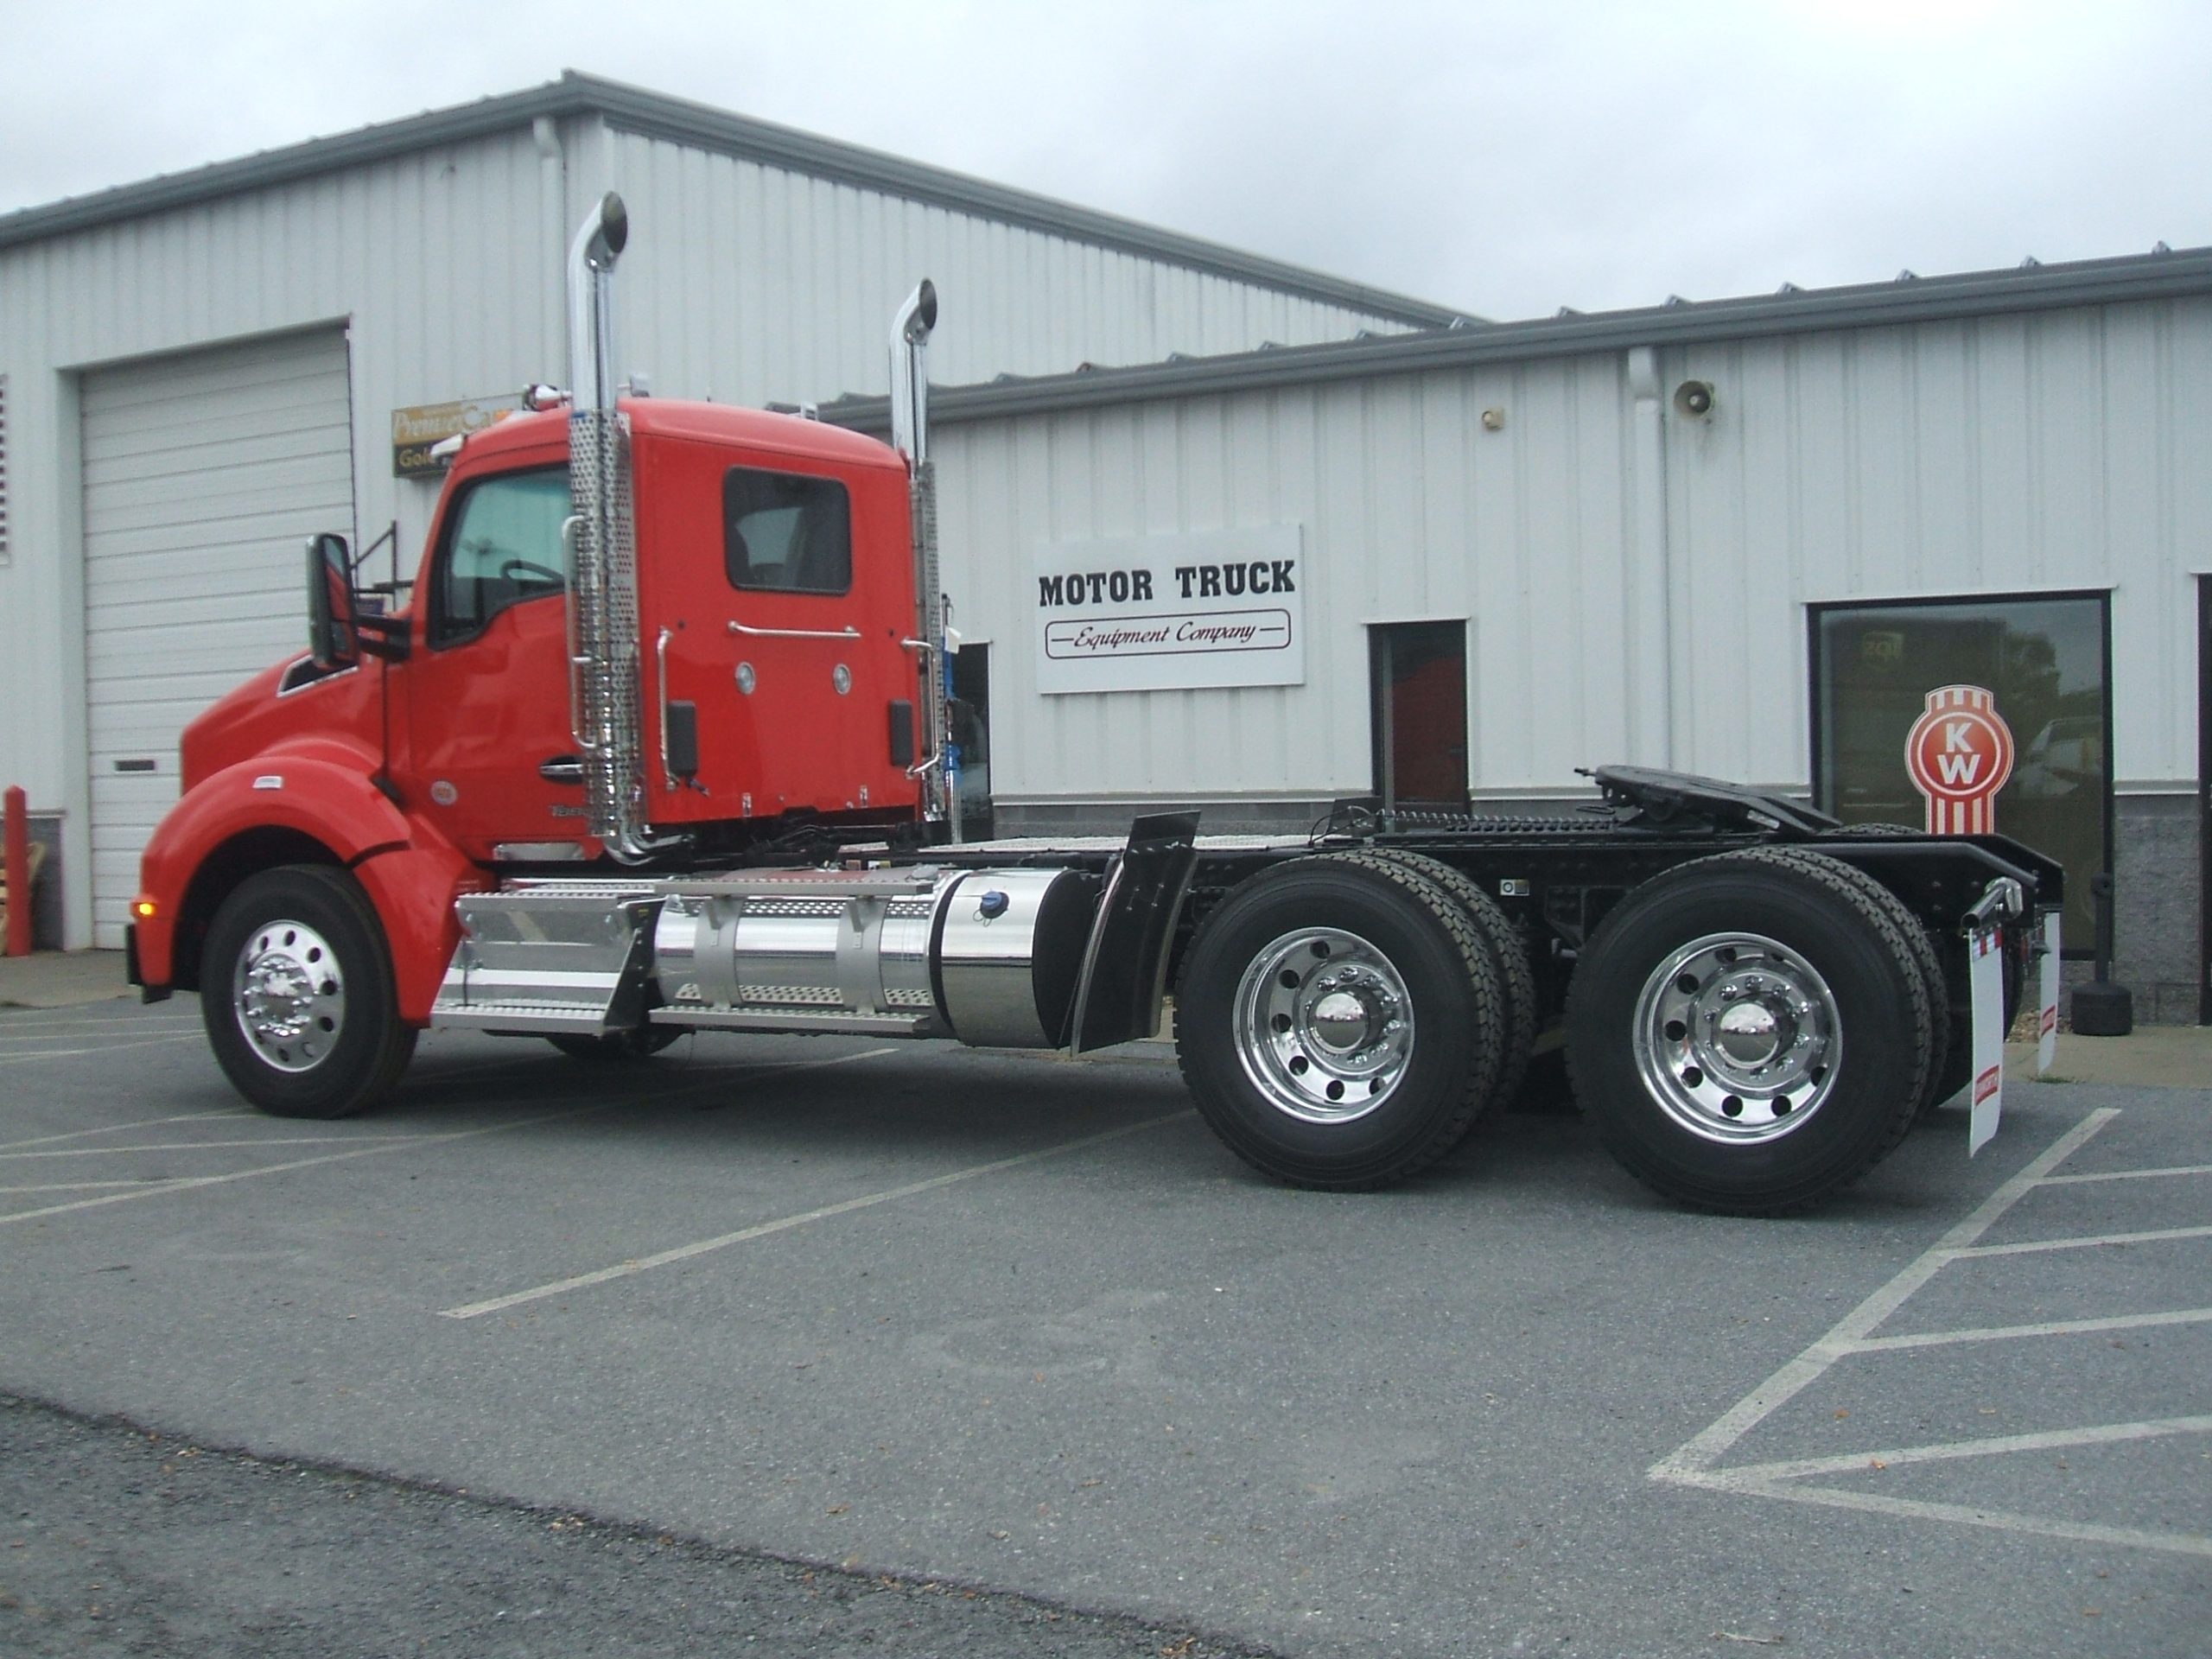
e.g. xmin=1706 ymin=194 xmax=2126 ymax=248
xmin=1370 ymin=621 xmax=1468 ymax=810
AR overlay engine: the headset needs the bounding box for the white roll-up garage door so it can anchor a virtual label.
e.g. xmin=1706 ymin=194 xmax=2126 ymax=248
xmin=81 ymin=327 xmax=355 ymax=947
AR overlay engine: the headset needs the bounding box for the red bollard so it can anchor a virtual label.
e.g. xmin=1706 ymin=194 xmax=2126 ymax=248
xmin=3 ymin=785 xmax=30 ymax=957
xmin=3 ymin=785 xmax=31 ymax=957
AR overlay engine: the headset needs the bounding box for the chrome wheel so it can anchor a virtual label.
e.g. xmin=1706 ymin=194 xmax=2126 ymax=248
xmin=1232 ymin=926 xmax=1414 ymax=1124
xmin=1632 ymin=931 xmax=1840 ymax=1144
xmin=232 ymin=918 xmax=346 ymax=1074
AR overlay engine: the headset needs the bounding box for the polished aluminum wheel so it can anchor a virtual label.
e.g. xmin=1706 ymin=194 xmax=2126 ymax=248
xmin=231 ymin=918 xmax=346 ymax=1074
xmin=1232 ymin=926 xmax=1414 ymax=1123
xmin=1631 ymin=931 xmax=1840 ymax=1144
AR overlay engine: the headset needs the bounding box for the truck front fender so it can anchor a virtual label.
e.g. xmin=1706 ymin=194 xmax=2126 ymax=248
xmin=136 ymin=758 xmax=464 ymax=997
xmin=353 ymin=841 xmax=491 ymax=1024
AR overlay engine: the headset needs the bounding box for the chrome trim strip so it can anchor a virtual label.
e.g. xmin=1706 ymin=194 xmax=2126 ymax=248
xmin=726 ymin=618 xmax=861 ymax=641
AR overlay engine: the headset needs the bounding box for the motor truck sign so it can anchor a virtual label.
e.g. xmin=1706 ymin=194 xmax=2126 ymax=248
xmin=1904 ymin=683 xmax=2015 ymax=834
xmin=1032 ymin=527 xmax=1306 ymax=694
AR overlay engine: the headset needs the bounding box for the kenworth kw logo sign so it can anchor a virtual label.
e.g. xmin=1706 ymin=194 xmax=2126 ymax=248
xmin=1904 ymin=683 xmax=2016 ymax=834
xmin=1032 ymin=527 xmax=1306 ymax=695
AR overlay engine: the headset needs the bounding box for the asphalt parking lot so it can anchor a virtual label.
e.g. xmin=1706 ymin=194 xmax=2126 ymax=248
xmin=2 ymin=995 xmax=2207 ymax=1656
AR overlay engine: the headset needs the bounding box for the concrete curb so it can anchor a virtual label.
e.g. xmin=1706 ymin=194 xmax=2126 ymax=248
xmin=0 ymin=950 xmax=134 ymax=1010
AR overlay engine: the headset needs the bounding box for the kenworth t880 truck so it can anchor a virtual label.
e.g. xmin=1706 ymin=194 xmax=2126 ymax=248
xmin=127 ymin=195 xmax=2059 ymax=1214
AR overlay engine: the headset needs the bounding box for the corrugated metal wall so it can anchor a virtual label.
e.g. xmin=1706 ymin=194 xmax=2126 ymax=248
xmin=1663 ymin=296 xmax=2212 ymax=792
xmin=0 ymin=111 xmax=1417 ymax=944
xmin=935 ymin=295 xmax=2211 ymax=812
xmin=936 ymin=354 xmax=1643 ymax=805
xmin=601 ymin=130 xmax=1415 ymax=407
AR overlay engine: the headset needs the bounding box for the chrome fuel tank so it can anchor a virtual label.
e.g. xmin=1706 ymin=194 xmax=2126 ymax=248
xmin=646 ymin=864 xmax=1100 ymax=1046
xmin=933 ymin=868 xmax=1099 ymax=1047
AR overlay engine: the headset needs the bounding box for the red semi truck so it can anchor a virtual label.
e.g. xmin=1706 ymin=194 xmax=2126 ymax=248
xmin=127 ymin=195 xmax=2057 ymax=1213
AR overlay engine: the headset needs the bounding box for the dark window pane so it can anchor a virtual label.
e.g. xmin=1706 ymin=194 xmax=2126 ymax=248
xmin=724 ymin=467 xmax=851 ymax=594
xmin=1811 ymin=594 xmax=2109 ymax=951
xmin=431 ymin=468 xmax=570 ymax=646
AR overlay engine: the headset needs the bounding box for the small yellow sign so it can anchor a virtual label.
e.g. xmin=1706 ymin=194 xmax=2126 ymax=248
xmin=391 ymin=397 xmax=516 ymax=478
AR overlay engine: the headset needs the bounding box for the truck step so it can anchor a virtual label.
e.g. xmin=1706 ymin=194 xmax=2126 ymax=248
xmin=648 ymin=1007 xmax=936 ymax=1038
xmin=432 ymin=890 xmax=659 ymax=1036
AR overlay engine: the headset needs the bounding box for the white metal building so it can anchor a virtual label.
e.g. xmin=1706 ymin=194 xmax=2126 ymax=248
xmin=0 ymin=73 xmax=1456 ymax=951
xmin=831 ymin=251 xmax=2209 ymax=1020
xmin=1 ymin=74 xmax=2202 ymax=1021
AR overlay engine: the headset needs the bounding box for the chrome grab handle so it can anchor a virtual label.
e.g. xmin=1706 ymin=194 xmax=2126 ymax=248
xmin=899 ymin=637 xmax=944 ymax=780
xmin=726 ymin=618 xmax=861 ymax=642
xmin=656 ymin=626 xmax=676 ymax=791
xmin=560 ymin=514 xmax=600 ymax=755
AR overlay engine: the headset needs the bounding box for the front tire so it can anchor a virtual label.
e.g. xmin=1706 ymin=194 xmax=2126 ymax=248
xmin=201 ymin=865 xmax=415 ymax=1119
xmin=1565 ymin=849 xmax=1931 ymax=1214
xmin=1175 ymin=855 xmax=1505 ymax=1190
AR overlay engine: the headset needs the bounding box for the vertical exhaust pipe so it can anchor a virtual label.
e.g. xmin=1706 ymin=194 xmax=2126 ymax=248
xmin=891 ymin=281 xmax=957 ymax=839
xmin=564 ymin=192 xmax=679 ymax=863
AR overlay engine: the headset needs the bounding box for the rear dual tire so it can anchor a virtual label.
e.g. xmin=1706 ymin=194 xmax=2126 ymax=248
xmin=1565 ymin=849 xmax=1932 ymax=1214
xmin=1176 ymin=855 xmax=1507 ymax=1190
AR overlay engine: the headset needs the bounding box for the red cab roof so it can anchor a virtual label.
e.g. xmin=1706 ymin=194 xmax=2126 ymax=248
xmin=457 ymin=397 xmax=906 ymax=474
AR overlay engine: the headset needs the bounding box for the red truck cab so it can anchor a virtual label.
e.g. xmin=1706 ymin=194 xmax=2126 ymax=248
xmin=132 ymin=397 xmax=924 ymax=1020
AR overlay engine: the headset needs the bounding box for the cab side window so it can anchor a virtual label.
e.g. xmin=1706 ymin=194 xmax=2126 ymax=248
xmin=431 ymin=469 xmax=571 ymax=647
xmin=724 ymin=467 xmax=850 ymax=594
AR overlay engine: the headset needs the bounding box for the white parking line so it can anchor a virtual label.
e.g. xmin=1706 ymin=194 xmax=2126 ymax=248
xmin=0 ymin=1046 xmax=900 ymax=1228
xmin=2042 ymin=1163 xmax=2212 ymax=1185
xmin=441 ymin=1110 xmax=1192 ymax=1320
xmin=1709 ymin=1479 xmax=2212 ymax=1560
xmin=1954 ymin=1224 xmax=2212 ymax=1258
xmin=0 ymin=1009 xmax=191 ymax=1025
xmin=0 ymin=1034 xmax=204 ymax=1063
xmin=1653 ymin=1107 xmax=2212 ymax=1560
xmin=1650 ymin=1108 xmax=2120 ymax=1484
xmin=0 ymin=1110 xmax=253 ymax=1152
xmin=1708 ymin=1414 xmax=2212 ymax=1484
xmin=0 ymin=1107 xmax=610 ymax=1226
xmin=0 ymin=1018 xmax=200 ymax=1035
xmin=0 ymin=1179 xmax=180 ymax=1193
xmin=1850 ymin=1306 xmax=2212 ymax=1352
xmin=0 ymin=1135 xmax=424 ymax=1160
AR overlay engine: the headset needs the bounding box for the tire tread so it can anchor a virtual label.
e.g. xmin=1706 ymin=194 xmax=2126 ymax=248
xmin=1174 ymin=853 xmax=1505 ymax=1190
xmin=1565 ymin=846 xmax=1932 ymax=1214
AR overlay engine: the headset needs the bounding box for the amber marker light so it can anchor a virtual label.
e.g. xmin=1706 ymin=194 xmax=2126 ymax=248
xmin=132 ymin=899 xmax=157 ymax=919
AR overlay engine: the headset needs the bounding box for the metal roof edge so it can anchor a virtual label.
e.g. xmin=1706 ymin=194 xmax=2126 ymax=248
xmin=0 ymin=80 xmax=585 ymax=250
xmin=566 ymin=73 xmax=1470 ymax=327
xmin=0 ymin=70 xmax=1471 ymax=328
xmin=822 ymin=245 xmax=2212 ymax=429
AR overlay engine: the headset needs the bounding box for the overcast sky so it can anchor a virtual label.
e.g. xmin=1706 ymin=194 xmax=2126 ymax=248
xmin=3 ymin=1 xmax=2206 ymax=321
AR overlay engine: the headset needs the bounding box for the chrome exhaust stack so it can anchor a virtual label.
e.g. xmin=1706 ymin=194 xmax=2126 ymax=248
xmin=891 ymin=281 xmax=957 ymax=838
xmin=564 ymin=192 xmax=680 ymax=862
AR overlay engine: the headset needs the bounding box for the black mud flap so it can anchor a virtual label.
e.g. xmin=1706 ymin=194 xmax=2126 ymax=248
xmin=1065 ymin=811 xmax=1201 ymax=1053
xmin=125 ymin=923 xmax=172 ymax=1003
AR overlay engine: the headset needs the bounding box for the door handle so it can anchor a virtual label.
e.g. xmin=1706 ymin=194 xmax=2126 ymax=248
xmin=538 ymin=755 xmax=585 ymax=785
xmin=727 ymin=618 xmax=861 ymax=642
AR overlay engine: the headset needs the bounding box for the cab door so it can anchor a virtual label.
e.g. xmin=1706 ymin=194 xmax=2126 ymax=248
xmin=397 ymin=459 xmax=590 ymax=858
xmin=634 ymin=435 xmax=917 ymax=825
